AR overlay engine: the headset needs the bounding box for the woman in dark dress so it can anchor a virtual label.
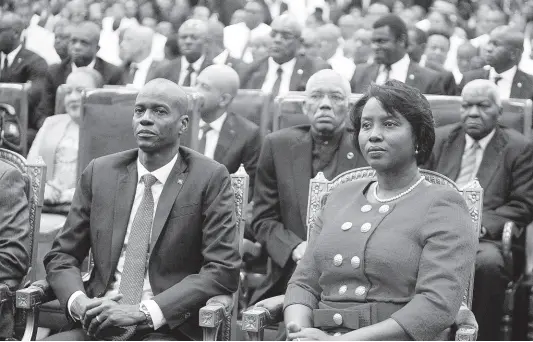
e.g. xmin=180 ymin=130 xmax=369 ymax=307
xmin=284 ymin=80 xmax=477 ymax=340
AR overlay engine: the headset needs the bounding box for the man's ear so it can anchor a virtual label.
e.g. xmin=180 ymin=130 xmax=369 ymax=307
xmin=179 ymin=114 xmax=189 ymax=135
xmin=219 ymin=93 xmax=233 ymax=108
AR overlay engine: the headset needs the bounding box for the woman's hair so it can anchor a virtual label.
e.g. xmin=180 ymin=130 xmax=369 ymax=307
xmin=71 ymin=67 xmax=104 ymax=88
xmin=350 ymin=80 xmax=435 ymax=165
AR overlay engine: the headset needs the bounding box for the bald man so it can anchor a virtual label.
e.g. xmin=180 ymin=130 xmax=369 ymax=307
xmin=43 ymin=78 xmax=241 ymax=341
xmin=120 ymin=26 xmax=163 ymax=87
xmin=206 ymin=20 xmax=244 ymax=71
xmin=426 ymin=79 xmax=533 ymax=340
xmin=460 ymin=26 xmax=533 ymax=100
xmin=316 ymin=24 xmax=356 ymax=80
xmin=0 ymin=12 xmax=48 ymax=148
xmin=37 ymin=21 xmax=123 ymax=127
xmin=151 ymin=19 xmax=213 ymax=86
xmin=238 ymin=14 xmax=330 ymax=97
xmin=250 ymin=70 xmax=367 ymax=307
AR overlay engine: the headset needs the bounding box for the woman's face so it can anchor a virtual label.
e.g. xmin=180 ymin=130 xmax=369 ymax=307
xmin=64 ymin=72 xmax=96 ymax=123
xmin=358 ymin=97 xmax=417 ymax=171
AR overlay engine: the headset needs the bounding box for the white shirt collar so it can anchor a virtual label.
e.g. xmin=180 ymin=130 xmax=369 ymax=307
xmin=465 ymin=129 xmax=496 ymax=151
xmin=136 ymin=153 xmax=179 ymax=186
xmin=489 ymin=65 xmax=517 ymax=82
xmin=200 ymin=112 xmax=227 ymax=133
xmin=3 ymin=44 xmax=22 ymax=66
xmin=212 ymin=50 xmax=229 ymax=65
xmin=267 ymin=56 xmax=297 ymax=74
xmin=181 ymin=54 xmax=205 ymax=72
xmin=134 ymin=55 xmax=153 ymax=70
xmin=383 ymin=53 xmax=411 ymax=74
xmin=72 ymin=58 xmax=97 ymax=70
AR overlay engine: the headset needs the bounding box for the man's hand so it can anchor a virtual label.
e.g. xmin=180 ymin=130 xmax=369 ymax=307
xmin=44 ymin=183 xmax=61 ymax=204
xmin=70 ymin=294 xmax=105 ymax=322
xmin=243 ymin=239 xmax=262 ymax=259
xmin=89 ymin=304 xmax=146 ymax=338
xmin=82 ymin=294 xmax=123 ymax=335
xmin=291 ymin=241 xmax=307 ymax=263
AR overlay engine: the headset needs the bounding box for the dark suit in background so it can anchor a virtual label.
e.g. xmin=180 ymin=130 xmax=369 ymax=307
xmin=249 ymin=125 xmax=367 ymax=304
xmin=36 ymin=57 xmax=124 ymax=130
xmin=426 ymin=124 xmax=533 ymax=340
xmin=0 ymin=160 xmax=29 ymax=339
xmin=459 ymin=68 xmax=533 ymax=100
xmin=149 ymin=56 xmax=213 ymax=85
xmin=350 ymin=60 xmax=456 ymax=95
xmin=121 ymin=60 xmax=165 ymax=86
xmin=44 ymin=148 xmax=241 ymax=340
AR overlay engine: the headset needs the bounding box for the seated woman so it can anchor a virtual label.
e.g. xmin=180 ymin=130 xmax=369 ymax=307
xmin=283 ymin=80 xmax=477 ymax=341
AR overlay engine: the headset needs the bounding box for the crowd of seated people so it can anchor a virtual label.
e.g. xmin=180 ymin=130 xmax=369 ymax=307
xmin=1 ymin=0 xmax=533 ymax=340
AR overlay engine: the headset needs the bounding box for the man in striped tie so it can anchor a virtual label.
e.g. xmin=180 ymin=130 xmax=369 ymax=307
xmin=43 ymin=79 xmax=241 ymax=341
xmin=426 ymin=79 xmax=533 ymax=340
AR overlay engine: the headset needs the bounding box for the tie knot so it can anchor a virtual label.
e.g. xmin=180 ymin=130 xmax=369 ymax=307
xmin=471 ymin=140 xmax=481 ymax=150
xmin=187 ymin=64 xmax=195 ymax=72
xmin=142 ymin=174 xmax=158 ymax=188
xmin=276 ymin=66 xmax=283 ymax=75
xmin=201 ymin=123 xmax=213 ymax=134
xmin=494 ymin=75 xmax=502 ymax=84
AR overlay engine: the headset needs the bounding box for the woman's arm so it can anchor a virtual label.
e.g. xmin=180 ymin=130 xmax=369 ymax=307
xmin=284 ymin=304 xmax=313 ymax=330
xmin=338 ymin=318 xmax=409 ymax=341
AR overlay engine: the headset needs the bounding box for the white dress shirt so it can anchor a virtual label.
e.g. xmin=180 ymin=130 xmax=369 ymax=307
xmin=178 ymin=55 xmax=205 ymax=86
xmin=71 ymin=59 xmax=97 ymax=71
xmin=328 ymin=49 xmax=356 ymax=80
xmin=129 ymin=56 xmax=153 ymax=88
xmin=67 ymin=154 xmax=179 ymax=330
xmin=375 ymin=53 xmax=411 ymax=85
xmin=212 ymin=50 xmax=229 ymax=65
xmin=199 ymin=112 xmax=227 ymax=159
xmin=261 ymin=57 xmax=297 ymax=95
xmin=0 ymin=44 xmax=22 ymax=69
xmin=489 ymin=66 xmax=517 ymax=99
xmin=462 ymin=129 xmax=496 ymax=183
xmin=224 ymin=22 xmax=271 ymax=63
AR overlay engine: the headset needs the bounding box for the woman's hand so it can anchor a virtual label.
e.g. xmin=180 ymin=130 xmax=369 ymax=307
xmin=288 ymin=327 xmax=333 ymax=341
xmin=44 ymin=183 xmax=61 ymax=204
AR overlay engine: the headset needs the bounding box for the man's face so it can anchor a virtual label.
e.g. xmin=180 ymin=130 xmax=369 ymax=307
xmin=54 ymin=26 xmax=71 ymax=59
xmin=478 ymin=10 xmax=506 ymax=36
xmin=269 ymin=19 xmax=300 ymax=63
xmin=124 ymin=0 xmax=138 ymax=18
xmin=119 ymin=31 xmax=140 ymax=62
xmin=300 ymin=34 xmax=320 ymax=59
xmin=0 ymin=24 xmax=16 ymax=53
xmin=460 ymin=86 xmax=501 ymax=140
xmin=244 ymin=2 xmax=263 ymax=28
xmin=69 ymin=28 xmax=99 ymax=64
xmin=69 ymin=4 xmax=88 ymax=23
xmin=304 ymin=80 xmax=348 ymax=134
xmin=372 ymin=26 xmax=403 ymax=65
xmin=64 ymin=72 xmax=96 ymax=122
xmin=425 ymin=34 xmax=449 ymax=66
xmin=178 ymin=25 xmax=206 ymax=59
xmin=195 ymin=73 xmax=224 ymax=118
xmin=352 ymin=30 xmax=373 ymax=63
xmin=485 ymin=30 xmax=514 ymax=70
xmin=407 ymin=30 xmax=425 ymax=63
xmin=133 ymin=88 xmax=188 ymax=153
xmin=457 ymin=46 xmax=478 ymax=74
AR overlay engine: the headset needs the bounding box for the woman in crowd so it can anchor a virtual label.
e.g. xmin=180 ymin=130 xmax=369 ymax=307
xmin=283 ymin=80 xmax=477 ymax=340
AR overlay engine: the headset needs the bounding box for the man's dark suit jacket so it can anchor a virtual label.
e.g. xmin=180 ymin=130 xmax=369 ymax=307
xmin=0 ymin=48 xmax=48 ymax=133
xmin=238 ymin=56 xmax=330 ymax=91
xmin=458 ymin=67 xmax=533 ymax=99
xmin=249 ymin=125 xmax=367 ymax=304
xmin=425 ymin=124 xmax=533 ymax=239
xmin=350 ymin=59 xmax=456 ymax=95
xmin=36 ymin=57 xmax=124 ymax=129
xmin=148 ymin=56 xmax=213 ymax=85
xmin=121 ymin=60 xmax=164 ymax=85
xmin=44 ymin=148 xmax=241 ymax=340
xmin=0 ymin=160 xmax=29 ymax=339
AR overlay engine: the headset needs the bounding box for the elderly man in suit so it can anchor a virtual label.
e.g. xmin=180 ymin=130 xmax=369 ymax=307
xmin=36 ymin=21 xmax=123 ymax=129
xmin=151 ymin=19 xmax=212 ymax=87
xmin=250 ymin=70 xmax=367 ymax=310
xmin=239 ymin=14 xmax=330 ymax=96
xmin=120 ymin=26 xmax=162 ymax=88
xmin=43 ymin=79 xmax=241 ymax=341
xmin=460 ymin=26 xmax=533 ymax=100
xmin=351 ymin=14 xmax=456 ymax=95
xmin=0 ymin=157 xmax=30 ymax=339
xmin=426 ymin=79 xmax=533 ymax=340
xmin=0 ymin=12 xmax=48 ymax=145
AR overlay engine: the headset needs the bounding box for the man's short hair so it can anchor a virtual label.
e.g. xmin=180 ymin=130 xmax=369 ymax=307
xmin=373 ymin=14 xmax=408 ymax=43
xmin=426 ymin=29 xmax=451 ymax=41
xmin=69 ymin=67 xmax=104 ymax=88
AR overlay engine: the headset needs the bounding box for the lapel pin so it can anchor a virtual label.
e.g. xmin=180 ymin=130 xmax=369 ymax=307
xmin=518 ymin=82 xmax=522 ymax=88
xmin=409 ymin=74 xmax=415 ymax=80
xmin=297 ymin=69 xmax=303 ymax=75
xmin=347 ymin=152 xmax=354 ymax=160
xmin=17 ymin=58 xmax=21 ymax=64
xmin=177 ymin=179 xmax=183 ymax=185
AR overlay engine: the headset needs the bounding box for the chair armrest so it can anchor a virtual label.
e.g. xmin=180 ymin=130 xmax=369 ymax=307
xmin=241 ymin=295 xmax=285 ymax=341
xmin=253 ymin=295 xmax=284 ymax=323
xmin=199 ymin=296 xmax=231 ymax=341
xmin=454 ymin=305 xmax=478 ymax=341
xmin=16 ymin=279 xmax=56 ymax=310
xmin=502 ymin=221 xmax=522 ymax=275
xmin=206 ymin=295 xmax=233 ymax=314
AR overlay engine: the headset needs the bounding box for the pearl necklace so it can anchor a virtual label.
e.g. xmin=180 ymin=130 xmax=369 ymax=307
xmin=374 ymin=176 xmax=425 ymax=203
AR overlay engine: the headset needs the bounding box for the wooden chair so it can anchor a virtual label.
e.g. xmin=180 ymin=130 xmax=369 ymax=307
xmin=198 ymin=165 xmax=249 ymax=341
xmin=0 ymin=83 xmax=31 ymax=156
xmin=242 ymin=167 xmax=483 ymax=341
xmin=0 ymin=148 xmax=46 ymax=340
xmin=54 ymin=84 xmax=67 ymax=115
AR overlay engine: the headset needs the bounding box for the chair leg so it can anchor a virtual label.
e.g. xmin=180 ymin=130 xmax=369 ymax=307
xmin=528 ymin=284 xmax=533 ymax=340
xmin=501 ymin=282 xmax=514 ymax=341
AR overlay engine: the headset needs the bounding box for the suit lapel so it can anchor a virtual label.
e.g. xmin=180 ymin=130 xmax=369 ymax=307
xmin=149 ymin=154 xmax=188 ymax=254
xmin=214 ymin=114 xmax=236 ymax=164
xmin=291 ymin=132 xmax=313 ymax=231
xmin=439 ymin=127 xmax=465 ymax=181
xmin=511 ymin=70 xmax=530 ymax=99
xmin=337 ymin=129 xmax=364 ymax=171
xmin=476 ymin=127 xmax=505 ymax=189
xmin=405 ymin=62 xmax=418 ymax=88
xmin=8 ymin=49 xmax=24 ymax=75
xmin=289 ymin=57 xmax=306 ymax=91
xmin=250 ymin=59 xmax=269 ymax=89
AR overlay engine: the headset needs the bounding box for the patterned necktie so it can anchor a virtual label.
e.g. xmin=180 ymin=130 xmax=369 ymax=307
xmin=198 ymin=124 xmax=213 ymax=155
xmin=182 ymin=64 xmax=195 ymax=87
xmin=126 ymin=63 xmax=138 ymax=84
xmin=271 ymin=66 xmax=283 ymax=97
xmin=115 ymin=174 xmax=158 ymax=340
xmin=456 ymin=141 xmax=481 ymax=189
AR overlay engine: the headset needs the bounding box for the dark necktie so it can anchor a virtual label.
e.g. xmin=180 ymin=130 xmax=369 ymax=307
xmin=382 ymin=64 xmax=391 ymax=83
xmin=126 ymin=63 xmax=138 ymax=84
xmin=182 ymin=64 xmax=195 ymax=87
xmin=198 ymin=124 xmax=213 ymax=155
xmin=494 ymin=74 xmax=502 ymax=85
xmin=1 ymin=55 xmax=9 ymax=81
xmin=115 ymin=174 xmax=158 ymax=340
xmin=271 ymin=66 xmax=283 ymax=97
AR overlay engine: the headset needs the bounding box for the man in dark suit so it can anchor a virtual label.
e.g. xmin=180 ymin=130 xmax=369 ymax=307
xmin=426 ymin=79 xmax=533 ymax=340
xmin=36 ymin=21 xmax=123 ymax=129
xmin=250 ymin=70 xmax=367 ymax=307
xmin=460 ymin=26 xmax=533 ymax=100
xmin=119 ymin=26 xmax=163 ymax=87
xmin=238 ymin=14 xmax=330 ymax=95
xmin=150 ymin=19 xmax=212 ymax=86
xmin=43 ymin=79 xmax=241 ymax=341
xmin=191 ymin=65 xmax=260 ymax=199
xmin=0 ymin=12 xmax=48 ymax=143
xmin=0 ymin=157 xmax=29 ymax=339
xmin=351 ymin=14 xmax=456 ymax=95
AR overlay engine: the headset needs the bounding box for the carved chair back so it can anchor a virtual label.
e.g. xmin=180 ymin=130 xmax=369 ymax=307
xmin=306 ymin=167 xmax=483 ymax=308
xmin=0 ymin=83 xmax=31 ymax=155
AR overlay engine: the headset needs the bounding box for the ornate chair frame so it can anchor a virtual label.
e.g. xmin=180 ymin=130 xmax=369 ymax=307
xmin=242 ymin=167 xmax=483 ymax=341
xmin=0 ymin=83 xmax=31 ymax=156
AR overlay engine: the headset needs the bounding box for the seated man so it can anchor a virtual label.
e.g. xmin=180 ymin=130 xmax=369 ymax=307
xmin=43 ymin=79 xmax=241 ymax=341
xmin=250 ymin=70 xmax=367 ymax=309
xmin=426 ymin=79 xmax=533 ymax=340
xmin=0 ymin=157 xmax=30 ymax=339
